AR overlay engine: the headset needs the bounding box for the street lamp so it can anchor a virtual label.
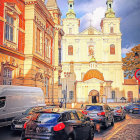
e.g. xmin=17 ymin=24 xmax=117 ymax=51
xmin=64 ymin=72 xmax=71 ymax=108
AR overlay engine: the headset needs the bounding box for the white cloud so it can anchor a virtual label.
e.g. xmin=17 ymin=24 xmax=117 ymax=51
xmin=121 ymin=44 xmax=136 ymax=55
xmin=80 ymin=7 xmax=106 ymax=30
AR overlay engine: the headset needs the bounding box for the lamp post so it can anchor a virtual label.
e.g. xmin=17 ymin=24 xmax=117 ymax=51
xmin=64 ymin=72 xmax=71 ymax=108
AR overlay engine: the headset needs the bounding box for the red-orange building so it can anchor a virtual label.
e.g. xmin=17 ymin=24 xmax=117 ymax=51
xmin=0 ymin=0 xmax=25 ymax=85
xmin=0 ymin=0 xmax=63 ymax=104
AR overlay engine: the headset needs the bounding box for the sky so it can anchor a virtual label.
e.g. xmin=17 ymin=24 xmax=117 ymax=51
xmin=45 ymin=0 xmax=140 ymax=57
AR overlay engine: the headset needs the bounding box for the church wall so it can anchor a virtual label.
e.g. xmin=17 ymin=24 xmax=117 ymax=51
xmin=123 ymin=85 xmax=139 ymax=99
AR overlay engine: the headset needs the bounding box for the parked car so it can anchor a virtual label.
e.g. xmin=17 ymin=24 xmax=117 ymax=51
xmin=21 ymin=108 xmax=95 ymax=140
xmin=128 ymin=104 xmax=140 ymax=114
xmin=124 ymin=103 xmax=140 ymax=113
xmin=11 ymin=106 xmax=48 ymax=131
xmin=83 ymin=103 xmax=114 ymax=129
xmin=0 ymin=85 xmax=45 ymax=127
xmin=110 ymin=106 xmax=126 ymax=120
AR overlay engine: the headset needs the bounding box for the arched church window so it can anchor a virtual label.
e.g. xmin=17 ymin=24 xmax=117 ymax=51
xmin=109 ymin=4 xmax=111 ymax=8
xmin=110 ymin=44 xmax=115 ymax=55
xmin=88 ymin=45 xmax=94 ymax=56
xmin=68 ymin=45 xmax=73 ymax=55
xmin=110 ymin=27 xmax=114 ymax=33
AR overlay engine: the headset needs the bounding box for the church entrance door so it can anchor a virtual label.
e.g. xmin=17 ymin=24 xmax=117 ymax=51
xmin=89 ymin=90 xmax=99 ymax=104
xmin=92 ymin=96 xmax=97 ymax=103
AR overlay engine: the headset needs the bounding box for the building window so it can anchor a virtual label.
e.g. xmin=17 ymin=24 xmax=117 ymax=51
xmin=58 ymin=48 xmax=61 ymax=64
xmin=110 ymin=44 xmax=115 ymax=55
xmin=112 ymin=91 xmax=115 ymax=99
xmin=68 ymin=45 xmax=73 ymax=55
xmin=36 ymin=28 xmax=43 ymax=54
xmin=88 ymin=45 xmax=94 ymax=56
xmin=69 ymin=91 xmax=74 ymax=100
xmin=69 ymin=28 xmax=72 ymax=34
xmin=5 ymin=15 xmax=14 ymax=41
xmin=36 ymin=28 xmax=40 ymax=52
xmin=45 ymin=37 xmax=51 ymax=58
xmin=4 ymin=3 xmax=21 ymax=50
xmin=45 ymin=78 xmax=49 ymax=97
xmin=3 ymin=68 xmax=12 ymax=85
xmin=110 ymin=27 xmax=114 ymax=33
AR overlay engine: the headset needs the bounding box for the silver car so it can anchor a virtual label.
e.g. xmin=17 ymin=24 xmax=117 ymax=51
xmin=111 ymin=106 xmax=126 ymax=120
xmin=83 ymin=103 xmax=114 ymax=129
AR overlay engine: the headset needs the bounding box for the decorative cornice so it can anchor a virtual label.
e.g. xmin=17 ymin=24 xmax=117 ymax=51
xmin=62 ymin=61 xmax=122 ymax=64
xmin=33 ymin=55 xmax=54 ymax=70
xmin=0 ymin=45 xmax=25 ymax=60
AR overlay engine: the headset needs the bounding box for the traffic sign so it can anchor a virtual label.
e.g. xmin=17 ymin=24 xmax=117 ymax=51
xmin=135 ymin=69 xmax=140 ymax=81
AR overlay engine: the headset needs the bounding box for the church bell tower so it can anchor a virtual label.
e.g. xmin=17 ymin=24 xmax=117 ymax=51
xmin=62 ymin=0 xmax=80 ymax=35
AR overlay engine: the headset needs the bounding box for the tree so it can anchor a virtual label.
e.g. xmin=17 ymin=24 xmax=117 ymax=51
xmin=122 ymin=44 xmax=140 ymax=79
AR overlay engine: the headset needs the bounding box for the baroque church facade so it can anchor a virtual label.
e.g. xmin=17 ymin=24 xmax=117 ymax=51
xmin=61 ymin=0 xmax=139 ymax=104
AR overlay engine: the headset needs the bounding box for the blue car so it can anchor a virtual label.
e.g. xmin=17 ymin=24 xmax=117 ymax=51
xmin=124 ymin=103 xmax=140 ymax=113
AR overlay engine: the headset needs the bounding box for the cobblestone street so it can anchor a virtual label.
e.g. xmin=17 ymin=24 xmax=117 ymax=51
xmin=105 ymin=114 xmax=140 ymax=140
xmin=109 ymin=124 xmax=140 ymax=140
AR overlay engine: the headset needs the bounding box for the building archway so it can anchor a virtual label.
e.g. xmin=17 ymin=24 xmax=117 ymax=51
xmin=89 ymin=90 xmax=99 ymax=103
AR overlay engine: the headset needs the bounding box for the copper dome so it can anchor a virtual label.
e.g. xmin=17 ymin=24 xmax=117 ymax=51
xmin=83 ymin=69 xmax=104 ymax=81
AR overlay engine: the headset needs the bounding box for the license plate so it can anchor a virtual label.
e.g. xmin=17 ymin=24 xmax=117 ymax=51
xmin=15 ymin=124 xmax=22 ymax=128
xmin=88 ymin=113 xmax=96 ymax=117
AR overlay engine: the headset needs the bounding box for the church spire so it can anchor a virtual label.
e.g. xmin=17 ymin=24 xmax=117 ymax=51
xmin=105 ymin=0 xmax=115 ymax=18
xmin=46 ymin=0 xmax=58 ymax=9
xmin=66 ymin=0 xmax=76 ymax=18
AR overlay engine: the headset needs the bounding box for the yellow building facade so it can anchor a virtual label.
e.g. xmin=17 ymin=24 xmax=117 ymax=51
xmin=61 ymin=0 xmax=139 ymax=104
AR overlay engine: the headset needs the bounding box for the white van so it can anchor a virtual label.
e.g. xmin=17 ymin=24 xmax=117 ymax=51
xmin=0 ymin=85 xmax=46 ymax=127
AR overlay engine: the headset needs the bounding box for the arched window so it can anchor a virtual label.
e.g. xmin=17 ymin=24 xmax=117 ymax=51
xmin=68 ymin=45 xmax=73 ymax=55
xmin=110 ymin=27 xmax=114 ymax=33
xmin=110 ymin=44 xmax=115 ymax=55
xmin=88 ymin=45 xmax=94 ymax=56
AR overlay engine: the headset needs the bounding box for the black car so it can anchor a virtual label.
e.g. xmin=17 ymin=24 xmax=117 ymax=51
xmin=21 ymin=108 xmax=95 ymax=140
xmin=11 ymin=106 xmax=48 ymax=131
xmin=83 ymin=103 xmax=114 ymax=129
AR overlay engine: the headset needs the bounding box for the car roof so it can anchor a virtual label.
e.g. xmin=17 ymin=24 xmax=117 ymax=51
xmin=36 ymin=108 xmax=77 ymax=114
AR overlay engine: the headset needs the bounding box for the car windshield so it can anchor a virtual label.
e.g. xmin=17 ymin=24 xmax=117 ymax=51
xmin=114 ymin=106 xmax=121 ymax=109
xmin=37 ymin=113 xmax=60 ymax=123
xmin=0 ymin=97 xmax=6 ymax=108
xmin=86 ymin=105 xmax=103 ymax=111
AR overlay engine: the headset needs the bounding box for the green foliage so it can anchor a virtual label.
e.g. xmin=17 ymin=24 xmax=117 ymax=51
xmin=122 ymin=44 xmax=140 ymax=78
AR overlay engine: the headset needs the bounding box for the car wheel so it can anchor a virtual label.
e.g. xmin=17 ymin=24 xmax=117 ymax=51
xmin=104 ymin=119 xmax=109 ymax=129
xmin=111 ymin=118 xmax=114 ymax=126
xmin=87 ymin=127 xmax=94 ymax=140
xmin=67 ymin=135 xmax=74 ymax=140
